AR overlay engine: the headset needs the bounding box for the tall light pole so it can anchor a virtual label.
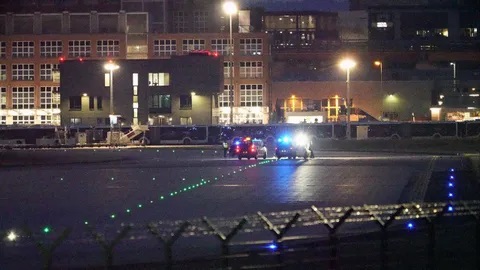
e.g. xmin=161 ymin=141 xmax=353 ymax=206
xmin=374 ymin=60 xmax=383 ymax=93
xmin=223 ymin=1 xmax=237 ymax=125
xmin=339 ymin=58 xmax=356 ymax=140
xmin=104 ymin=61 xmax=119 ymax=144
xmin=450 ymin=62 xmax=456 ymax=92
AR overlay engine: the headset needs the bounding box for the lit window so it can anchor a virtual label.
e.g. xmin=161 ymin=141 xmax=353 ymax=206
xmin=132 ymin=73 xmax=138 ymax=86
xmin=240 ymin=84 xmax=263 ymax=107
xmin=218 ymin=85 xmax=233 ymax=107
xmin=148 ymin=73 xmax=170 ymax=86
xmin=224 ymin=62 xmax=233 ymax=78
xmin=40 ymin=86 xmax=60 ymax=109
xmin=376 ymin=22 xmax=387 ymax=28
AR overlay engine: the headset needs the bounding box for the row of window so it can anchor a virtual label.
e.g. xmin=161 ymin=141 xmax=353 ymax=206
xmin=218 ymin=84 xmax=264 ymax=107
xmin=0 ymin=40 xmax=120 ymax=58
xmin=224 ymin=61 xmax=264 ymax=78
xmin=69 ymin=96 xmax=103 ymax=111
xmin=0 ymin=86 xmax=59 ymax=109
xmin=0 ymin=38 xmax=263 ymax=59
xmin=0 ymin=64 xmax=59 ymax=81
xmin=0 ymin=115 xmax=59 ymax=125
xmin=153 ymin=38 xmax=263 ymax=56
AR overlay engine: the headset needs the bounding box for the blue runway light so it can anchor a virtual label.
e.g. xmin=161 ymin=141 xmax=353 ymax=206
xmin=407 ymin=222 xmax=414 ymax=230
xmin=450 ymin=168 xmax=455 ymax=172
xmin=448 ymin=206 xmax=454 ymax=212
xmin=267 ymin=243 xmax=278 ymax=250
xmin=448 ymin=193 xmax=454 ymax=198
xmin=448 ymin=182 xmax=454 ymax=187
xmin=449 ymin=175 xmax=455 ymax=180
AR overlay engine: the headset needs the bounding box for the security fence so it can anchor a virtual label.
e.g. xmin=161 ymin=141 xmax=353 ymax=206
xmin=3 ymin=200 xmax=480 ymax=269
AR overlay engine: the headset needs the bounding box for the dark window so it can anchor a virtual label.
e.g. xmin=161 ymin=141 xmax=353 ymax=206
xmin=97 ymin=96 xmax=103 ymax=110
xmin=96 ymin=118 xmax=104 ymax=125
xmin=89 ymin=96 xmax=95 ymax=110
xmin=180 ymin=94 xmax=192 ymax=110
xmin=69 ymin=96 xmax=81 ymax=110
xmin=149 ymin=94 xmax=171 ymax=113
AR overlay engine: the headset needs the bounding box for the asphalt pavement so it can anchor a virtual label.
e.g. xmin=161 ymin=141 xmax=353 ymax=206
xmin=0 ymin=147 xmax=478 ymax=269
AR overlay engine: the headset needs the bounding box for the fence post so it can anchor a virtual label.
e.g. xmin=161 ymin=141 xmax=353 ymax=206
xmin=87 ymin=225 xmax=131 ymax=270
xmin=202 ymin=217 xmax=247 ymax=268
xmin=312 ymin=206 xmax=353 ymax=270
xmin=461 ymin=201 xmax=480 ymax=269
xmin=23 ymin=227 xmax=72 ymax=270
xmin=147 ymin=221 xmax=189 ymax=270
xmin=365 ymin=205 xmax=404 ymax=270
xmin=257 ymin=212 xmax=301 ymax=264
xmin=413 ymin=203 xmax=449 ymax=270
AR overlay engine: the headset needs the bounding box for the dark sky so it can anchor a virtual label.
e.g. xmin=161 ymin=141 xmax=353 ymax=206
xmin=240 ymin=0 xmax=349 ymax=11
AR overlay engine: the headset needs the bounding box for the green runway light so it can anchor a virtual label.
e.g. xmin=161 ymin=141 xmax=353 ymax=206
xmin=84 ymin=221 xmax=88 ymax=225
xmin=126 ymin=209 xmax=131 ymax=213
xmin=111 ymin=214 xmax=116 ymax=219
xmin=160 ymin=196 xmax=164 ymax=199
xmin=43 ymin=226 xmax=51 ymax=233
xmin=170 ymin=193 xmax=174 ymax=196
xmin=152 ymin=177 xmax=156 ymax=180
xmin=60 ymin=178 xmax=63 ymax=181
xmin=111 ymin=177 xmax=114 ymax=180
xmin=138 ymin=204 xmax=142 ymax=208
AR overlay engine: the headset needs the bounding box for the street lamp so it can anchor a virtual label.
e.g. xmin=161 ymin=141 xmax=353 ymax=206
xmin=450 ymin=62 xmax=456 ymax=92
xmin=104 ymin=61 xmax=119 ymax=144
xmin=374 ymin=60 xmax=383 ymax=93
xmin=223 ymin=1 xmax=238 ymax=125
xmin=339 ymin=58 xmax=356 ymax=140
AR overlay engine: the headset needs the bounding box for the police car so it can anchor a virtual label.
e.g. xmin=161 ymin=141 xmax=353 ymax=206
xmin=275 ymin=133 xmax=312 ymax=160
xmin=235 ymin=137 xmax=258 ymax=160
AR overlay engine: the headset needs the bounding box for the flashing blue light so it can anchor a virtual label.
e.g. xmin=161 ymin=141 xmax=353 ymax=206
xmin=448 ymin=192 xmax=454 ymax=198
xmin=449 ymin=175 xmax=455 ymax=180
xmin=407 ymin=222 xmax=414 ymax=230
xmin=283 ymin=136 xmax=290 ymax=143
xmin=235 ymin=141 xmax=240 ymax=145
xmin=267 ymin=243 xmax=278 ymax=250
xmin=448 ymin=182 xmax=454 ymax=187
xmin=448 ymin=206 xmax=454 ymax=212
xmin=277 ymin=138 xmax=282 ymax=143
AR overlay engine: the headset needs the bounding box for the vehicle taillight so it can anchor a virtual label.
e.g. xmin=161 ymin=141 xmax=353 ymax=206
xmin=236 ymin=146 xmax=240 ymax=152
xmin=250 ymin=146 xmax=256 ymax=152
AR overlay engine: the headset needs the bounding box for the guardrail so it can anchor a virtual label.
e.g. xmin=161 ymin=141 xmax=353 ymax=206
xmin=3 ymin=200 xmax=480 ymax=269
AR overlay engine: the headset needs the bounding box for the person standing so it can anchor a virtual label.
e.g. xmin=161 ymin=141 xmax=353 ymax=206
xmin=222 ymin=140 xmax=229 ymax=157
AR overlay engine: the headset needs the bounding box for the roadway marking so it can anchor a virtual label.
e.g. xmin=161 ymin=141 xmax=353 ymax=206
xmin=413 ymin=156 xmax=438 ymax=202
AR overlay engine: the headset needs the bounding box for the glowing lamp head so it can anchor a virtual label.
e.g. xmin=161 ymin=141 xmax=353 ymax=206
xmin=223 ymin=1 xmax=238 ymax=15
xmin=339 ymin=58 xmax=356 ymax=70
xmin=104 ymin=62 xmax=119 ymax=71
xmin=374 ymin=61 xmax=381 ymax=66
xmin=7 ymin=231 xmax=18 ymax=241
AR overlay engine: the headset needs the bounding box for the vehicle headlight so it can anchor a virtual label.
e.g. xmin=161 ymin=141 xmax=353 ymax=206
xmin=294 ymin=133 xmax=308 ymax=146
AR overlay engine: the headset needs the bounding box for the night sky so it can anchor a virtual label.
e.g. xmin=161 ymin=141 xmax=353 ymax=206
xmin=240 ymin=0 xmax=349 ymax=11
